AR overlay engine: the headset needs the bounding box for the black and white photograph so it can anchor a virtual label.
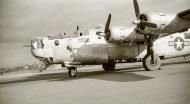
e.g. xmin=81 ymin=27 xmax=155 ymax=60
xmin=0 ymin=0 xmax=190 ymax=104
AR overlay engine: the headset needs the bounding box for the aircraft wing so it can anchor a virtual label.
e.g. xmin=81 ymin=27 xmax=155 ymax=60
xmin=178 ymin=9 xmax=190 ymax=20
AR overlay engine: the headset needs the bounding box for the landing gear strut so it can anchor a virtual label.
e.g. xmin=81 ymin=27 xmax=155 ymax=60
xmin=184 ymin=56 xmax=190 ymax=63
xmin=102 ymin=60 xmax=115 ymax=71
xmin=39 ymin=58 xmax=50 ymax=72
xmin=39 ymin=64 xmax=49 ymax=72
xmin=143 ymin=35 xmax=161 ymax=71
xmin=67 ymin=67 xmax=77 ymax=77
xmin=0 ymin=69 xmax=4 ymax=75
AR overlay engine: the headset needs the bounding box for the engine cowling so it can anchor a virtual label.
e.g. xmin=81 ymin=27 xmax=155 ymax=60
xmin=108 ymin=27 xmax=129 ymax=43
xmin=138 ymin=12 xmax=176 ymax=34
xmin=107 ymin=27 xmax=144 ymax=43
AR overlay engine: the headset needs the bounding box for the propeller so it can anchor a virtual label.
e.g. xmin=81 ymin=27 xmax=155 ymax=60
xmin=133 ymin=0 xmax=157 ymax=29
xmin=140 ymin=21 xmax=157 ymax=28
xmin=77 ymin=25 xmax=79 ymax=31
xmin=104 ymin=14 xmax=112 ymax=41
xmin=133 ymin=0 xmax=140 ymax=19
xmin=128 ymin=0 xmax=158 ymax=46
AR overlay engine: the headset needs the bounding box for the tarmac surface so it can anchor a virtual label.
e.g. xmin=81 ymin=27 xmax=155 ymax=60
xmin=0 ymin=59 xmax=190 ymax=104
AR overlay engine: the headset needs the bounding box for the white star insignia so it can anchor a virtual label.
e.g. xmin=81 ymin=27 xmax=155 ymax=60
xmin=175 ymin=38 xmax=183 ymax=49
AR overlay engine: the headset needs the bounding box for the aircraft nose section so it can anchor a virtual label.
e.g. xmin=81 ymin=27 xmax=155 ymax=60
xmin=30 ymin=38 xmax=46 ymax=57
xmin=31 ymin=48 xmax=43 ymax=58
xmin=31 ymin=39 xmax=36 ymax=49
xmin=30 ymin=40 xmax=43 ymax=58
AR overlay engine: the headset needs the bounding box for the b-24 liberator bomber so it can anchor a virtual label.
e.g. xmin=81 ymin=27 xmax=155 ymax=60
xmin=31 ymin=0 xmax=190 ymax=77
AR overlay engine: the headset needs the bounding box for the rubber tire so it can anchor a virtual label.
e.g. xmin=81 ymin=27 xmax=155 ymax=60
xmin=39 ymin=69 xmax=43 ymax=72
xmin=143 ymin=53 xmax=161 ymax=71
xmin=39 ymin=64 xmax=48 ymax=72
xmin=0 ymin=71 xmax=4 ymax=75
xmin=102 ymin=61 xmax=115 ymax=71
xmin=68 ymin=67 xmax=77 ymax=77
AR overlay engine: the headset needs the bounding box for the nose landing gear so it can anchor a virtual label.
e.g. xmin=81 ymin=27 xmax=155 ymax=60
xmin=39 ymin=58 xmax=50 ymax=72
xmin=67 ymin=67 xmax=77 ymax=77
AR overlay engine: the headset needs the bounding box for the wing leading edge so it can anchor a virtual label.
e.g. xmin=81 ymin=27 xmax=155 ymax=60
xmin=178 ymin=9 xmax=190 ymax=20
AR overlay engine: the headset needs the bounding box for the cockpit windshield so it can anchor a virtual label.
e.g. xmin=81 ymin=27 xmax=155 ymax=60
xmin=48 ymin=34 xmax=64 ymax=40
xmin=74 ymin=30 xmax=89 ymax=36
xmin=31 ymin=38 xmax=44 ymax=49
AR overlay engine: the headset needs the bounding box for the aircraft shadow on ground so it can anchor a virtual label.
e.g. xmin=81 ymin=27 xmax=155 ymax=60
xmin=162 ymin=61 xmax=190 ymax=66
xmin=0 ymin=61 xmax=189 ymax=84
xmin=0 ymin=65 xmax=153 ymax=84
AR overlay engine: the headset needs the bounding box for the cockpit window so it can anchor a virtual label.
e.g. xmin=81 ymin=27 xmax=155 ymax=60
xmin=31 ymin=40 xmax=36 ymax=49
xmin=37 ymin=39 xmax=43 ymax=48
xmin=31 ymin=39 xmax=44 ymax=49
xmin=73 ymin=30 xmax=89 ymax=36
xmin=48 ymin=35 xmax=64 ymax=40
xmin=96 ymin=31 xmax=103 ymax=35
xmin=80 ymin=32 xmax=83 ymax=36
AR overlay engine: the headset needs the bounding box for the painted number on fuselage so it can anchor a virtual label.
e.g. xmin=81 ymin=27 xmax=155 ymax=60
xmin=78 ymin=38 xmax=89 ymax=42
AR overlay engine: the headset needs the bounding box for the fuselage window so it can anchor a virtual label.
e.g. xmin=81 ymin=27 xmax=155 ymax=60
xmin=80 ymin=32 xmax=82 ymax=36
xmin=55 ymin=40 xmax=59 ymax=46
xmin=96 ymin=31 xmax=103 ymax=35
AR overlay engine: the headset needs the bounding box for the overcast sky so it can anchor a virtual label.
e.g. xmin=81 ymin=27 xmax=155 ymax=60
xmin=0 ymin=0 xmax=189 ymax=43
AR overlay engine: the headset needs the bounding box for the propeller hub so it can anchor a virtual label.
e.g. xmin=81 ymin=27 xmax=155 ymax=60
xmin=133 ymin=20 xmax=140 ymax=25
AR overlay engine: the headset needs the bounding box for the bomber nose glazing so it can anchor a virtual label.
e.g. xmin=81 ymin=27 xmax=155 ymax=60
xmin=30 ymin=38 xmax=44 ymax=58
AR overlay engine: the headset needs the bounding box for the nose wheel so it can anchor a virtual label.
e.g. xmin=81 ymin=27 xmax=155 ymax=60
xmin=68 ymin=67 xmax=77 ymax=77
xmin=0 ymin=69 xmax=4 ymax=75
xmin=39 ymin=64 xmax=49 ymax=72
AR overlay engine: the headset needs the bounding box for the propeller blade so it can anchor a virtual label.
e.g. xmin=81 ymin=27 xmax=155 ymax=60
xmin=129 ymin=33 xmax=136 ymax=46
xmin=104 ymin=14 xmax=112 ymax=40
xmin=77 ymin=25 xmax=79 ymax=31
xmin=133 ymin=0 xmax=140 ymax=19
xmin=129 ymin=28 xmax=138 ymax=46
xmin=140 ymin=21 xmax=157 ymax=28
xmin=104 ymin=14 xmax=111 ymax=33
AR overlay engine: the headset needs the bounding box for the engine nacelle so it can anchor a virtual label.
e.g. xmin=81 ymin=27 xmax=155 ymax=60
xmin=139 ymin=12 xmax=176 ymax=34
xmin=108 ymin=27 xmax=129 ymax=43
xmin=107 ymin=27 xmax=144 ymax=43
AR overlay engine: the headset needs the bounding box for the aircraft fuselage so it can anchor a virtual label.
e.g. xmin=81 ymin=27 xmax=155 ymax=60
xmin=31 ymin=30 xmax=190 ymax=67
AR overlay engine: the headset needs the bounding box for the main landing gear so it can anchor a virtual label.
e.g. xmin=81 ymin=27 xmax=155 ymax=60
xmin=143 ymin=53 xmax=161 ymax=71
xmin=67 ymin=67 xmax=77 ymax=77
xmin=67 ymin=60 xmax=116 ymax=77
xmin=102 ymin=60 xmax=115 ymax=71
xmin=143 ymin=35 xmax=161 ymax=71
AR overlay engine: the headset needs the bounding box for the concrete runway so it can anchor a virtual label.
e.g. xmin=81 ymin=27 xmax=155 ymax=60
xmin=0 ymin=60 xmax=190 ymax=104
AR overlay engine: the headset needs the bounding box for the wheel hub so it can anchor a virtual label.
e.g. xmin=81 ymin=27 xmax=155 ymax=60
xmin=71 ymin=69 xmax=76 ymax=76
xmin=150 ymin=59 xmax=157 ymax=65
